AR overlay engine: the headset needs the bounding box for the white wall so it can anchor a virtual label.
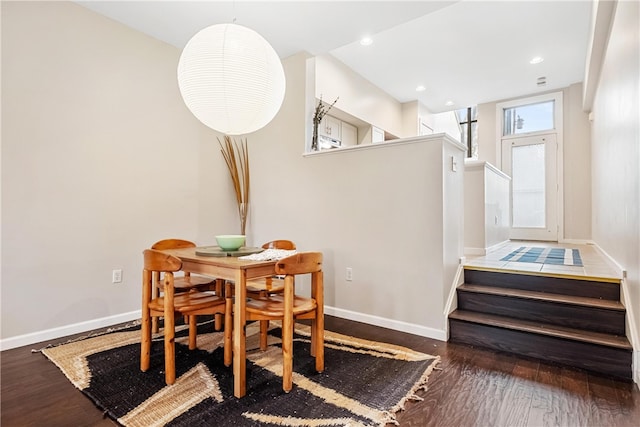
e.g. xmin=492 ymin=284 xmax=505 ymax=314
xmin=432 ymin=111 xmax=462 ymax=143
xmin=476 ymin=83 xmax=592 ymax=241
xmin=464 ymin=163 xmax=486 ymax=253
xmin=314 ymin=54 xmax=404 ymax=138
xmin=484 ymin=163 xmax=511 ymax=248
xmin=401 ymin=101 xmax=420 ymax=137
xmin=563 ymin=83 xmax=592 ymax=241
xmin=401 ymin=100 xmax=434 ymax=137
xmin=1 ymin=1 xmax=236 ymax=345
xmin=476 ymin=103 xmax=498 ymax=165
xmin=464 ymin=160 xmax=510 ymax=255
xmin=442 ymin=139 xmax=466 ymax=309
xmin=590 ymin=0 xmax=640 ymax=382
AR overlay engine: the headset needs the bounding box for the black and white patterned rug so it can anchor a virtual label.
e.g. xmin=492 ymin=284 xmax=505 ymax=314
xmin=41 ymin=319 xmax=440 ymax=426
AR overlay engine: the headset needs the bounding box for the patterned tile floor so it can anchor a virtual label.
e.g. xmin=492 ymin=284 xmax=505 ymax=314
xmin=464 ymin=241 xmax=622 ymax=280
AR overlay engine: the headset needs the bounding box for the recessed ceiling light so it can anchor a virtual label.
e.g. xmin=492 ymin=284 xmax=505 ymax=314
xmin=360 ymin=37 xmax=373 ymax=46
xmin=445 ymin=101 xmax=455 ymax=106
xmin=530 ymin=56 xmax=544 ymax=64
xmin=416 ymin=85 xmax=426 ymax=92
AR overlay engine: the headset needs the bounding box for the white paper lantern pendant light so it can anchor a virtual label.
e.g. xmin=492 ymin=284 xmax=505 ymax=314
xmin=177 ymin=23 xmax=286 ymax=135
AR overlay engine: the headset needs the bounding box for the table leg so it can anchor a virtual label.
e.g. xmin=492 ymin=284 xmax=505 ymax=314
xmin=233 ymin=269 xmax=247 ymax=398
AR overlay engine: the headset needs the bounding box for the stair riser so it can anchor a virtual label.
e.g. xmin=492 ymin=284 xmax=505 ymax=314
xmin=457 ymin=291 xmax=626 ymax=335
xmin=464 ymin=269 xmax=620 ymax=300
xmin=449 ymin=319 xmax=632 ymax=381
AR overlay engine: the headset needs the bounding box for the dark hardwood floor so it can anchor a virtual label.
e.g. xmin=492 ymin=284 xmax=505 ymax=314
xmin=2 ymin=316 xmax=639 ymax=426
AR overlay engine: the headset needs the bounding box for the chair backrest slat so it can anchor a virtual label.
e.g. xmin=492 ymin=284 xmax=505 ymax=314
xmin=151 ymin=239 xmax=197 ymax=250
xmin=262 ymin=239 xmax=296 ymax=250
xmin=143 ymin=249 xmax=182 ymax=272
xmin=275 ymin=252 xmax=322 ymax=275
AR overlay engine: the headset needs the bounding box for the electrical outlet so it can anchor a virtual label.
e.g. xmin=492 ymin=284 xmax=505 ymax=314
xmin=346 ymin=267 xmax=353 ymax=281
xmin=112 ymin=269 xmax=123 ymax=283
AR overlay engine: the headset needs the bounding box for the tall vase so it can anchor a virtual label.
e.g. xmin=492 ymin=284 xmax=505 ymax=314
xmin=311 ymin=122 xmax=319 ymax=151
xmin=239 ymin=202 xmax=249 ymax=235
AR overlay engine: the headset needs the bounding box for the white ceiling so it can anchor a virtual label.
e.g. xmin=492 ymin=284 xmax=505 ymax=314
xmin=77 ymin=1 xmax=592 ymax=113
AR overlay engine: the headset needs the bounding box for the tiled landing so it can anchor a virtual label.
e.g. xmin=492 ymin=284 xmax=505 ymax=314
xmin=464 ymin=241 xmax=621 ymax=281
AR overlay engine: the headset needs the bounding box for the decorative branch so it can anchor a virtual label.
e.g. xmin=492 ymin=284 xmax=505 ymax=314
xmin=218 ymin=135 xmax=250 ymax=235
xmin=313 ymin=94 xmax=339 ymax=126
xmin=311 ymin=95 xmax=339 ymax=150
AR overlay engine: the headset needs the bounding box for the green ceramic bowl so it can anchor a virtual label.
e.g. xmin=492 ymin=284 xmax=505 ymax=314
xmin=215 ymin=234 xmax=246 ymax=251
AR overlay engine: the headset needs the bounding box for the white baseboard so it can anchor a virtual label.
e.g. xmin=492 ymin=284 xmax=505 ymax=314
xmin=444 ymin=265 xmax=464 ymax=315
xmin=592 ymin=242 xmax=639 ymax=385
xmin=324 ymin=306 xmax=447 ymax=342
xmin=441 ymin=264 xmax=465 ymax=341
xmin=5 ymin=306 xmax=448 ymax=350
xmin=592 ymin=242 xmax=628 ymax=278
xmin=486 ymin=240 xmax=511 ymax=253
xmin=1 ymin=310 xmax=141 ymax=351
xmin=559 ymin=238 xmax=594 ymax=245
xmin=464 ymin=240 xmax=510 ymax=257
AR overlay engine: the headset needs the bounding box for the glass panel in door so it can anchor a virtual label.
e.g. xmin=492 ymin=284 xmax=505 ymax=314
xmin=512 ymin=143 xmax=545 ymax=228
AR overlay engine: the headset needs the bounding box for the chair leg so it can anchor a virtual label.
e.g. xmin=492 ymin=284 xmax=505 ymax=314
xmin=164 ymin=291 xmax=176 ymax=385
xmin=313 ymin=313 xmax=324 ymax=373
xmin=164 ymin=318 xmax=176 ymax=384
xmin=141 ymin=270 xmax=153 ymax=372
xmin=188 ymin=314 xmax=198 ymax=350
xmin=224 ymin=282 xmax=233 ymax=367
xmin=141 ymin=310 xmax=151 ymax=372
xmin=260 ymin=320 xmax=269 ymax=350
xmin=282 ymin=318 xmax=293 ymax=392
xmin=282 ymin=276 xmax=294 ymax=392
xmin=313 ymin=270 xmax=324 ymax=372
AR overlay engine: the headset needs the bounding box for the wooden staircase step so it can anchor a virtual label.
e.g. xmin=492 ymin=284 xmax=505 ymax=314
xmin=449 ymin=310 xmax=631 ymax=350
xmin=453 ymin=265 xmax=632 ymax=380
xmin=449 ymin=309 xmax=633 ymax=380
xmin=463 ymin=267 xmax=621 ymax=300
xmin=457 ymin=284 xmax=627 ymax=335
xmin=458 ymin=284 xmax=625 ymax=310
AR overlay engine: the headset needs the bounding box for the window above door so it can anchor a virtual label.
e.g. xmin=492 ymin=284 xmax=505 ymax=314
xmin=503 ymin=100 xmax=555 ymax=136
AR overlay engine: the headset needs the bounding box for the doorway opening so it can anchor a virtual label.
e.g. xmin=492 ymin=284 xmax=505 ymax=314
xmin=496 ymin=92 xmax=563 ymax=242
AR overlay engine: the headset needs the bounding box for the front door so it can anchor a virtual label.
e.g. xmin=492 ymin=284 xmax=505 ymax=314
xmin=502 ymin=133 xmax=558 ymax=241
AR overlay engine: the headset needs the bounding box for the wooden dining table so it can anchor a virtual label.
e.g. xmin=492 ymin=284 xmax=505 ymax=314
xmin=158 ymin=246 xmax=277 ymax=398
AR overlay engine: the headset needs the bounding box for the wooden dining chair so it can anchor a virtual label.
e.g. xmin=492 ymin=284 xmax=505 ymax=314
xmin=226 ymin=251 xmax=324 ymax=393
xmin=151 ymin=239 xmax=218 ymax=291
xmin=245 ymin=239 xmax=297 ymax=296
xmin=150 ymin=239 xmax=222 ymax=333
xmin=243 ymin=239 xmax=297 ymax=349
xmin=140 ymin=249 xmax=229 ymax=385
